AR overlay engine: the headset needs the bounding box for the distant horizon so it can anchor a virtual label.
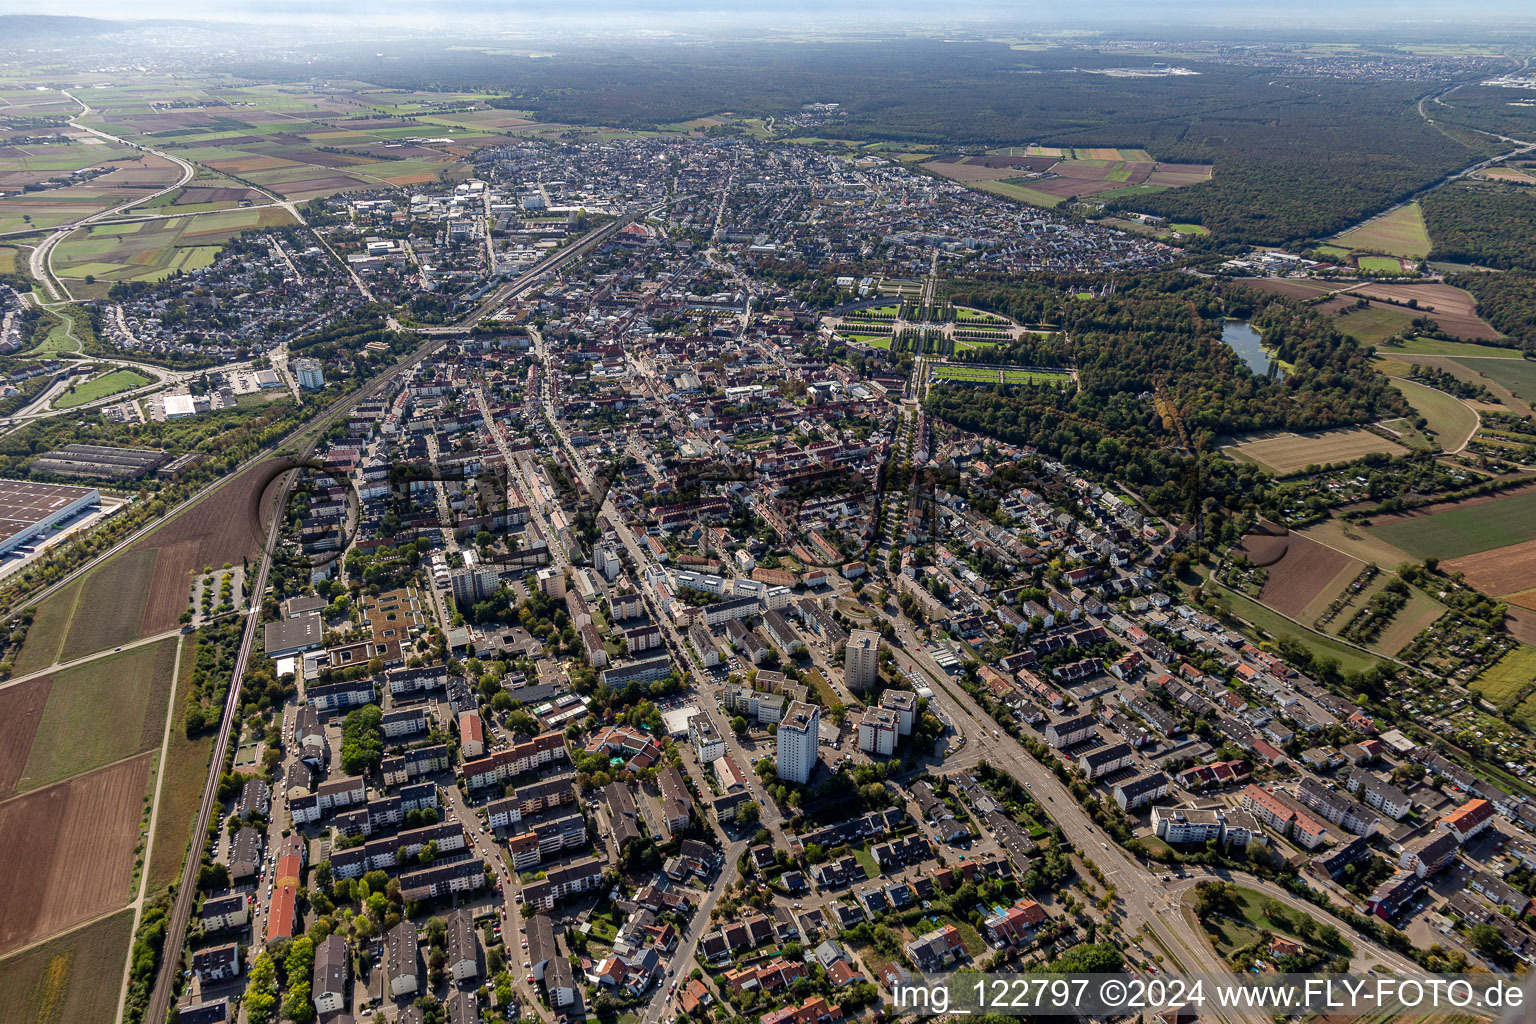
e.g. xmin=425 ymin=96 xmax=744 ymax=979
xmin=4 ymin=3 xmax=1536 ymax=37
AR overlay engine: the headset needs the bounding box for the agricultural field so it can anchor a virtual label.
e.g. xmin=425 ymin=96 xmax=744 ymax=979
xmin=0 ymin=754 xmax=151 ymax=956
xmin=1373 ymin=588 xmax=1447 ymax=657
xmin=1299 ymin=518 xmax=1417 ymax=571
xmin=1216 ymin=587 xmax=1383 ymax=675
xmin=132 ymin=458 xmax=274 ymax=633
xmin=51 ymin=369 xmax=152 ymax=410
xmin=1389 ymin=377 xmax=1479 ymax=451
xmin=14 ymin=639 xmax=176 ymax=794
xmin=1443 ymin=538 xmax=1536 ymax=599
xmin=1470 ymin=644 xmax=1536 ymax=712
xmin=1383 ymin=337 xmax=1521 ymax=359
xmin=1371 ymin=486 xmax=1536 ymax=561
xmin=53 ymin=207 xmax=295 ymax=290
xmin=1334 ymin=305 xmax=1417 ymax=345
xmin=0 ymin=909 xmax=135 ymax=1024
xmin=1232 ymin=529 xmax=1362 ymax=619
xmin=1220 ymin=427 xmax=1406 ymax=476
xmin=144 ymin=635 xmax=212 ymax=896
xmin=1465 ymin=357 xmax=1536 ymax=402
xmin=1329 ymin=202 xmax=1432 ymax=259
xmin=0 ymin=676 xmax=51 ymax=797
xmin=924 ymin=148 xmax=1209 ymax=208
xmin=13 ymin=547 xmax=157 ymax=671
xmin=1343 ymin=282 xmax=1500 ymax=341
xmin=1234 ymin=278 xmax=1340 ymax=301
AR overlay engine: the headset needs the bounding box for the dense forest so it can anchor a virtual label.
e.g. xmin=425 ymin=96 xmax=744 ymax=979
xmin=1448 ymin=270 xmax=1536 ymax=351
xmin=924 ymin=276 xmax=1407 ymax=535
xmin=235 ymin=41 xmax=1490 ymax=247
xmin=1421 ymin=181 xmax=1536 ymax=270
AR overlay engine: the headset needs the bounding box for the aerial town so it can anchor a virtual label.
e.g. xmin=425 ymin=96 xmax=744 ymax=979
xmin=4 ymin=23 xmax=1536 ymax=1024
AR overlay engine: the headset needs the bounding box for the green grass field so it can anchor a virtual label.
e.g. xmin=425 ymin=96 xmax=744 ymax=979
xmin=145 ymin=634 xmax=211 ymax=895
xmin=1357 ymin=255 xmax=1406 ymax=272
xmin=1171 ymin=223 xmax=1209 ymax=235
xmin=1373 ymin=488 xmax=1536 ymax=560
xmin=1459 ymin=357 xmax=1536 ymax=400
xmin=1470 ymin=645 xmax=1536 ymax=710
xmin=57 ymin=547 xmax=157 ymax=662
xmin=53 ymin=207 xmax=295 ymax=287
xmin=0 ymin=908 xmax=134 ymax=1024
xmin=1390 ymin=377 xmax=1479 ymax=451
xmin=1335 ymin=305 xmax=1417 ymax=345
xmin=1217 ymin=586 xmax=1384 ymax=674
xmin=51 ymin=369 xmax=152 ymax=409
xmin=11 ymin=577 xmax=82 ymax=674
xmin=16 ymin=638 xmax=177 ymax=793
xmin=931 ymin=364 xmax=1071 ymax=385
xmin=973 ymin=179 xmax=1065 ymax=208
xmin=1386 ymin=337 xmax=1521 ymax=358
xmin=1330 ymin=202 xmax=1432 ymax=259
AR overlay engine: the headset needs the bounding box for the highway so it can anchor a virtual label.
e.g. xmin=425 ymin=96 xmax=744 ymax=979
xmin=24 ymin=90 xmax=196 ymax=301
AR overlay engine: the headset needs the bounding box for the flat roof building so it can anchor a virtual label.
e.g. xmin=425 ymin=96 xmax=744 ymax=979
xmin=0 ymin=479 xmax=100 ymax=555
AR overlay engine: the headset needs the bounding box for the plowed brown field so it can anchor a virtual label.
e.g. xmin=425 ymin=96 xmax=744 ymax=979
xmin=133 ymin=461 xmax=279 ymax=634
xmin=0 ymin=677 xmax=50 ymax=797
xmin=1443 ymin=538 xmax=1536 ymax=598
xmin=0 ymin=753 xmax=151 ymax=955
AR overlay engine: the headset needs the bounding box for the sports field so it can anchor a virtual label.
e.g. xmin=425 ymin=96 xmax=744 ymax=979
xmin=1330 ymin=202 xmax=1432 ymax=258
xmin=1372 ymin=487 xmax=1536 ymax=561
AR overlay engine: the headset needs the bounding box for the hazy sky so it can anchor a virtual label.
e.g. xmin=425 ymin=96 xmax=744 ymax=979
xmin=7 ymin=0 xmax=1536 ymax=34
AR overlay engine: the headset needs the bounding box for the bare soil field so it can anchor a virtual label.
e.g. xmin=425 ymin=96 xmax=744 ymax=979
xmin=1344 ymin=283 xmax=1501 ymax=341
xmin=1221 ymin=427 xmax=1406 ymax=476
xmin=1146 ymin=163 xmax=1214 ymax=186
xmin=1259 ymin=534 xmax=1363 ymax=618
xmin=0 ymin=754 xmax=151 ymax=956
xmin=1442 ymin=537 xmax=1536 ymax=597
xmin=1505 ymin=607 xmax=1536 ymax=647
xmin=0 ymin=908 xmax=135 ymax=1024
xmin=134 ymin=461 xmax=273 ymax=634
xmin=1234 ymin=278 xmax=1339 ymax=301
xmin=0 ymin=676 xmax=50 ymax=797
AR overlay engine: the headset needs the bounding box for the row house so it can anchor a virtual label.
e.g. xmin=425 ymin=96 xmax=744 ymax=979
xmin=463 ymin=731 xmax=568 ymax=789
xmin=382 ymin=745 xmax=450 ymax=786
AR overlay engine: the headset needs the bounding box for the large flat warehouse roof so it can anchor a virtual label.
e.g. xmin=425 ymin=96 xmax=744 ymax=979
xmin=0 ymin=478 xmax=99 ymax=548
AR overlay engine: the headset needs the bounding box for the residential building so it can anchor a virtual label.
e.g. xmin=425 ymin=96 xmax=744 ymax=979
xmin=844 ymin=629 xmax=880 ymax=691
xmin=777 ymin=700 xmax=820 ymax=784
